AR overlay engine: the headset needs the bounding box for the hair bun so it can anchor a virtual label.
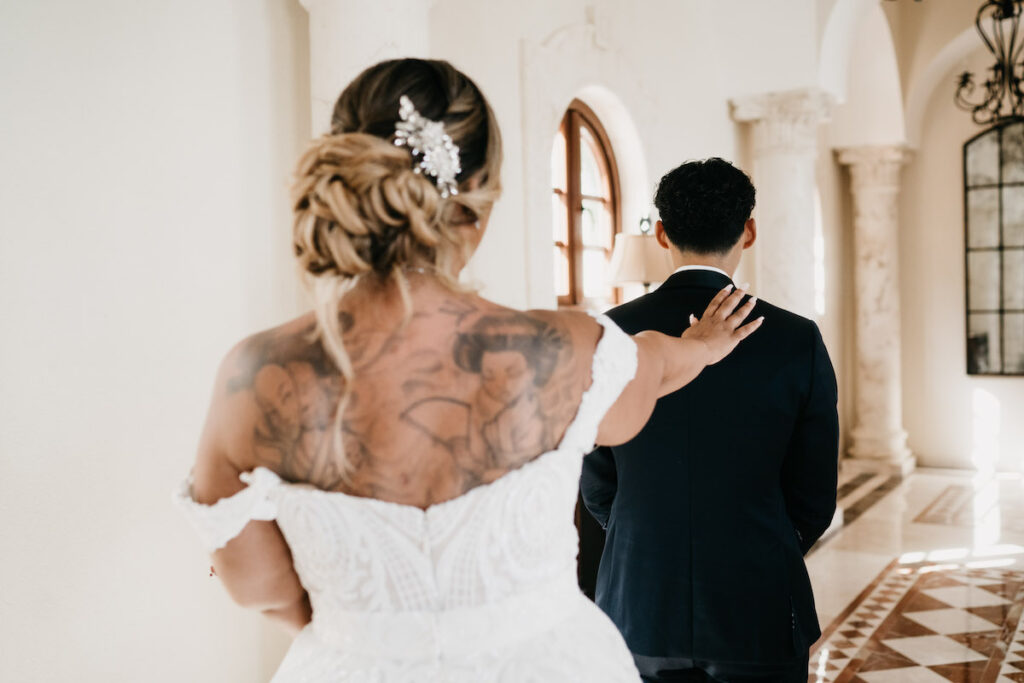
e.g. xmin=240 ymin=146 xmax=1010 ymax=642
xmin=291 ymin=133 xmax=445 ymax=278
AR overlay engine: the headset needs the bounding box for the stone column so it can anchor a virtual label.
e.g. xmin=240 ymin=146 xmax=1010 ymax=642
xmin=837 ymin=145 xmax=915 ymax=476
xmin=298 ymin=0 xmax=430 ymax=133
xmin=731 ymin=89 xmax=833 ymax=318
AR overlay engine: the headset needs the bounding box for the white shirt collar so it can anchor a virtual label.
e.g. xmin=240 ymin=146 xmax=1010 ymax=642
xmin=672 ymin=264 xmax=732 ymax=279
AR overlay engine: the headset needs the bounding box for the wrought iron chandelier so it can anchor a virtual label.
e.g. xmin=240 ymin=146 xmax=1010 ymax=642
xmin=955 ymin=0 xmax=1024 ymax=124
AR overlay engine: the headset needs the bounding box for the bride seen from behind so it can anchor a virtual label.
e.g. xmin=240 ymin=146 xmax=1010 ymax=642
xmin=176 ymin=58 xmax=761 ymax=681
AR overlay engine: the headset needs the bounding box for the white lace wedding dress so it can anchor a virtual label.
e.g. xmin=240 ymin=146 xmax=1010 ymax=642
xmin=175 ymin=315 xmax=641 ymax=682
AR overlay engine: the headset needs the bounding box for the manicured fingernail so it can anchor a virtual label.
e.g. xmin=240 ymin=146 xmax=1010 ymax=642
xmin=689 ymin=314 xmax=697 ymax=323
xmin=758 ymin=316 xmax=765 ymax=322
xmin=749 ymin=296 xmax=757 ymax=306
xmin=725 ymin=284 xmax=734 ymax=292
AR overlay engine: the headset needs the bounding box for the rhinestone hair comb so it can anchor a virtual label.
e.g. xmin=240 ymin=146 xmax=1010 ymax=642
xmin=393 ymin=95 xmax=462 ymax=198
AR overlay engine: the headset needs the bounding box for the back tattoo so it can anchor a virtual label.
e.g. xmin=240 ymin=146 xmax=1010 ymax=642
xmin=224 ymin=297 xmax=582 ymax=504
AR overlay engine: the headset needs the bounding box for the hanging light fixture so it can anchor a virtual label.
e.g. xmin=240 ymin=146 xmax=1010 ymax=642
xmin=955 ymin=0 xmax=1024 ymax=124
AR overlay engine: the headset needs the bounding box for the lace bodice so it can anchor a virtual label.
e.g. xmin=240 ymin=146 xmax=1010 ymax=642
xmin=174 ymin=314 xmax=640 ymax=682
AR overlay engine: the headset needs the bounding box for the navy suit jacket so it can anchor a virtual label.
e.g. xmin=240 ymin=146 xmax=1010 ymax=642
xmin=581 ymin=268 xmax=839 ymax=666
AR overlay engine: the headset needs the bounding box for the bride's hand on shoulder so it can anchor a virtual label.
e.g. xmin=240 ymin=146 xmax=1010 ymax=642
xmin=682 ymin=284 xmax=763 ymax=365
xmin=596 ymin=285 xmax=762 ymax=446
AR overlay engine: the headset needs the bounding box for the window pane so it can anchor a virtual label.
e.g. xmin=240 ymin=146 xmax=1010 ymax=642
xmin=968 ymin=251 xmax=1001 ymax=310
xmin=967 ymin=128 xmax=1000 ymax=187
xmin=580 ymin=198 xmax=613 ymax=248
xmin=579 ymin=125 xmax=608 ymax=198
xmin=553 ymin=246 xmax=570 ymax=298
xmin=551 ymin=130 xmax=567 ymax=193
xmin=968 ymin=313 xmax=1002 ymax=373
xmin=1002 ymin=121 xmax=1024 ymax=183
xmin=968 ymin=188 xmax=1000 ymax=248
xmin=582 ymin=246 xmax=612 ymax=300
xmin=552 ymin=192 xmax=568 ymax=244
xmin=1006 ymin=313 xmax=1024 ymax=373
xmin=1005 ymin=186 xmax=1024 ymax=247
xmin=1005 ymin=249 xmax=1024 ymax=310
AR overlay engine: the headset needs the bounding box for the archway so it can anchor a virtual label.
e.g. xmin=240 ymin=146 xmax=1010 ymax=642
xmin=521 ymin=23 xmax=649 ymax=308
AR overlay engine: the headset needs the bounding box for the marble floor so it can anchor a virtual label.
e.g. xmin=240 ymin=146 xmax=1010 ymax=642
xmin=807 ymin=468 xmax=1024 ymax=683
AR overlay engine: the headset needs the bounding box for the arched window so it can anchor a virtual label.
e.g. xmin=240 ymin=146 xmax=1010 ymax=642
xmin=964 ymin=120 xmax=1024 ymax=375
xmin=551 ymin=100 xmax=621 ymax=310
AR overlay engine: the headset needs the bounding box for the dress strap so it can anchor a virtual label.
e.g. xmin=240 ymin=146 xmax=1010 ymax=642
xmin=558 ymin=314 xmax=638 ymax=453
xmin=172 ymin=467 xmax=283 ymax=552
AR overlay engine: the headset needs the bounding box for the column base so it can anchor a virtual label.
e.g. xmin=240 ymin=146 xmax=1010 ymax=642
xmin=842 ymin=453 xmax=917 ymax=479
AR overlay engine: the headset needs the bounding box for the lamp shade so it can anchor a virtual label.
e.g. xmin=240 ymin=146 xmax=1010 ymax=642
xmin=608 ymin=233 xmax=675 ymax=285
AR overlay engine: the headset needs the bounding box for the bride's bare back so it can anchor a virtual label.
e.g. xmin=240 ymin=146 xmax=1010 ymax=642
xmin=205 ymin=276 xmax=600 ymax=509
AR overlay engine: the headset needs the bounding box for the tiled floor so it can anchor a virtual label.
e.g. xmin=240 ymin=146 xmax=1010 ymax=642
xmin=807 ymin=469 xmax=1024 ymax=683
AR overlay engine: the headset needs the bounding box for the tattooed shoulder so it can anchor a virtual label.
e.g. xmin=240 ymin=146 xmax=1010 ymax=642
xmin=216 ymin=315 xmax=347 ymax=486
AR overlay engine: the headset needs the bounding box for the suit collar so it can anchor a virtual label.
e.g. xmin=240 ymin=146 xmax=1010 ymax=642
xmin=658 ymin=268 xmax=734 ymax=292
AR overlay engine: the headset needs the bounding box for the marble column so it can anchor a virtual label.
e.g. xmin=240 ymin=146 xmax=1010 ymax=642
xmin=731 ymin=88 xmax=833 ymax=319
xmin=837 ymin=145 xmax=915 ymax=477
xmin=298 ymin=0 xmax=430 ymax=133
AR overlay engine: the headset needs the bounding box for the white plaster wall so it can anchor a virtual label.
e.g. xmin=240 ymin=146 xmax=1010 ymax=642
xmin=818 ymin=0 xmax=875 ymax=100
xmin=305 ymin=0 xmax=430 ymax=134
xmin=0 ymin=0 xmax=308 ymax=680
xmin=828 ymin=3 xmax=906 ymax=148
xmin=707 ymin=0 xmax=821 ymax=100
xmin=900 ymin=48 xmax=1024 ymax=471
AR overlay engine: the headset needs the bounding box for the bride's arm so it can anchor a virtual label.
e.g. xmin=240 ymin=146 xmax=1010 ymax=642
xmin=190 ymin=344 xmax=312 ymax=635
xmin=596 ymin=285 xmax=761 ymax=446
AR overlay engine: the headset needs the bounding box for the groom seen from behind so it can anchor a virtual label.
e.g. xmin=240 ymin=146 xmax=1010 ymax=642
xmin=581 ymin=158 xmax=839 ymax=682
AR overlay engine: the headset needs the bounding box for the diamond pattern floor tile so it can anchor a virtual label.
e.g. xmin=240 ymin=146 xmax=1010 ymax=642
xmin=811 ymin=562 xmax=1024 ymax=683
xmin=882 ymin=635 xmax=988 ymax=667
xmin=923 ymin=585 xmax=1012 ymax=609
xmin=904 ymin=608 xmax=1004 ymax=634
xmin=859 ymin=667 xmax=954 ymax=682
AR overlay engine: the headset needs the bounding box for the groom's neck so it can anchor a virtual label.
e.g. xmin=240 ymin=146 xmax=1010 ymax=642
xmin=670 ymin=248 xmax=740 ymax=279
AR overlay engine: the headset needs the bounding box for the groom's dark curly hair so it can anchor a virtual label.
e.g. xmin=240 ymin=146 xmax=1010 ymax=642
xmin=654 ymin=157 xmax=755 ymax=255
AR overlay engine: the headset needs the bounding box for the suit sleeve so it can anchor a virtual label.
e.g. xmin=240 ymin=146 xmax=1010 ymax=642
xmin=580 ymin=446 xmax=617 ymax=530
xmin=782 ymin=322 xmax=839 ymax=554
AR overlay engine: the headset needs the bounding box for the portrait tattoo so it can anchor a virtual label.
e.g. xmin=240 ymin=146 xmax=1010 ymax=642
xmin=226 ymin=320 xmax=349 ymax=489
xmin=401 ymin=312 xmax=573 ymax=474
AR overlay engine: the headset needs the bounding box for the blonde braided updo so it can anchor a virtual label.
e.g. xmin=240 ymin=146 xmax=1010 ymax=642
xmin=289 ymin=59 xmax=502 ymax=476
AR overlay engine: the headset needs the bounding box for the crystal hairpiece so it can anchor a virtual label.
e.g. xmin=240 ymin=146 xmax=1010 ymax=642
xmin=393 ymin=95 xmax=462 ymax=198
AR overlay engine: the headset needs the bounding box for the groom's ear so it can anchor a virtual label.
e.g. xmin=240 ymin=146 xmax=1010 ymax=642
xmin=742 ymin=218 xmax=757 ymax=249
xmin=655 ymin=220 xmax=672 ymax=250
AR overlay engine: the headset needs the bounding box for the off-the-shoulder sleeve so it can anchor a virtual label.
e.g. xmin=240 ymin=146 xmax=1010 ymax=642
xmin=172 ymin=467 xmax=282 ymax=552
xmin=558 ymin=314 xmax=638 ymax=453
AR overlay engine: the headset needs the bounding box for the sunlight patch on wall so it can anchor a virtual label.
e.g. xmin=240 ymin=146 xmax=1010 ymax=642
xmin=970 ymin=387 xmax=1001 ymax=474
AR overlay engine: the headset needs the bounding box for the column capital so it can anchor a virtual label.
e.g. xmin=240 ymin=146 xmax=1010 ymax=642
xmin=836 ymin=145 xmax=912 ymax=191
xmin=730 ymin=88 xmax=833 ymax=155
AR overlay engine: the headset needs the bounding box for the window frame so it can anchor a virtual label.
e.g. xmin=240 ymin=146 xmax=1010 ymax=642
xmin=963 ymin=117 xmax=1024 ymax=376
xmin=552 ymin=99 xmax=622 ymax=309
